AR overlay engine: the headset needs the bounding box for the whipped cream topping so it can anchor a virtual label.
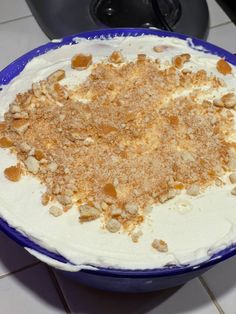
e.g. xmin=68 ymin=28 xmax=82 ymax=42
xmin=1 ymin=35 xmax=236 ymax=270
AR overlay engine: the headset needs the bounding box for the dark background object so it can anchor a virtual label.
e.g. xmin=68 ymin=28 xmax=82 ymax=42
xmin=26 ymin=0 xmax=209 ymax=39
xmin=216 ymin=0 xmax=236 ymax=24
xmin=91 ymin=0 xmax=181 ymax=31
xmin=151 ymin=0 xmax=180 ymax=31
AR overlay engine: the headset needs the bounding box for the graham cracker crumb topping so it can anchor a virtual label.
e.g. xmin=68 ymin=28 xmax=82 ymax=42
xmin=152 ymin=239 xmax=168 ymax=252
xmin=4 ymin=164 xmax=22 ymax=182
xmin=0 ymin=51 xmax=235 ymax=238
xmin=71 ymin=53 xmax=92 ymax=70
xmin=216 ymin=59 xmax=232 ymax=75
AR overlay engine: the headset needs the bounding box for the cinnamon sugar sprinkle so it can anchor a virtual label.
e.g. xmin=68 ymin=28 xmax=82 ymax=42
xmin=0 ymin=51 xmax=236 ymax=237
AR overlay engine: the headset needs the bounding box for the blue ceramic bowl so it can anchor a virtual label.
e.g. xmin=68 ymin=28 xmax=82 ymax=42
xmin=1 ymin=28 xmax=236 ymax=293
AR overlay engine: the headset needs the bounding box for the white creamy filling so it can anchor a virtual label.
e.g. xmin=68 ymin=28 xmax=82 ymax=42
xmin=1 ymin=35 xmax=236 ymax=270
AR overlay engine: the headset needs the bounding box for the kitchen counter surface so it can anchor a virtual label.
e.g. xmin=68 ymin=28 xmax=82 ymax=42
xmin=0 ymin=1 xmax=236 ymax=313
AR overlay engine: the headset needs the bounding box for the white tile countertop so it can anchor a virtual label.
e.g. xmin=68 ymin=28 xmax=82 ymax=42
xmin=0 ymin=1 xmax=236 ymax=313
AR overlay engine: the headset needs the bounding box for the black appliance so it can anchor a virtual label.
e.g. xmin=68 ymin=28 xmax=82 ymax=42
xmin=216 ymin=0 xmax=236 ymax=25
xmin=26 ymin=0 xmax=209 ymax=39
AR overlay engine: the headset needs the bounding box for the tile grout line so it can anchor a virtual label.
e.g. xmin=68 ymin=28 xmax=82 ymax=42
xmin=210 ymin=21 xmax=233 ymax=29
xmin=199 ymin=276 xmax=225 ymax=314
xmin=46 ymin=266 xmax=72 ymax=314
xmin=0 ymin=261 xmax=41 ymax=279
xmin=0 ymin=14 xmax=32 ymax=25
